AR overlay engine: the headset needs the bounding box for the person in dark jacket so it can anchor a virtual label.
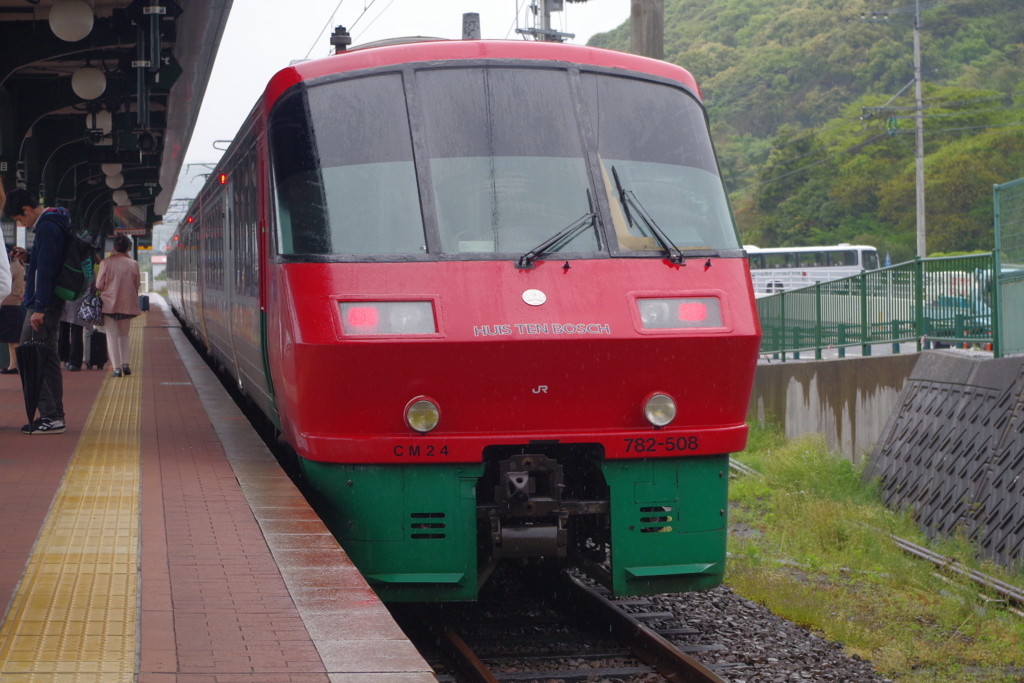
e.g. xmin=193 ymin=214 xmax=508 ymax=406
xmin=3 ymin=188 xmax=68 ymax=434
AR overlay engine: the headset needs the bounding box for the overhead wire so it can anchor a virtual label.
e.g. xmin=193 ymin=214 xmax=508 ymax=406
xmin=890 ymin=104 xmax=1024 ymax=119
xmin=353 ymin=0 xmax=396 ymax=41
xmin=883 ymin=0 xmax=976 ymax=15
xmin=736 ymin=119 xmax=1024 ymax=195
xmin=902 ymin=120 xmax=1024 ymax=134
xmin=349 ymin=0 xmax=380 ymax=32
xmin=732 ymin=134 xmax=892 ymax=194
xmin=303 ymin=0 xmax=346 ymax=60
xmin=506 ymin=0 xmax=525 ymax=39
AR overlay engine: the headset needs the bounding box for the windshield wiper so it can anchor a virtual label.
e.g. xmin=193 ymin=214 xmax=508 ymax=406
xmin=516 ymin=203 xmax=598 ymax=269
xmin=611 ymin=166 xmax=685 ymax=265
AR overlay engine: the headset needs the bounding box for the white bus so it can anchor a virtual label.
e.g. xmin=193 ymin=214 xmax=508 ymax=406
xmin=745 ymin=244 xmax=880 ymax=297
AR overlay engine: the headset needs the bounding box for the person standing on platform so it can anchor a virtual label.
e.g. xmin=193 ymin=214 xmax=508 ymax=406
xmin=95 ymin=233 xmax=141 ymax=377
xmin=59 ymin=286 xmax=90 ymax=372
xmin=0 ymin=241 xmax=9 ymax=302
xmin=1 ymin=245 xmax=28 ymax=374
xmin=3 ymin=188 xmax=69 ymax=434
xmin=0 ymin=184 xmax=9 ymax=302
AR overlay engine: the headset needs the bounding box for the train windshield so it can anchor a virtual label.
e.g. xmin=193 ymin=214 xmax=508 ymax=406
xmin=417 ymin=68 xmax=598 ymax=255
xmin=581 ymin=73 xmax=739 ymax=253
xmin=270 ymin=74 xmax=427 ymax=256
xmin=269 ymin=66 xmax=738 ymax=260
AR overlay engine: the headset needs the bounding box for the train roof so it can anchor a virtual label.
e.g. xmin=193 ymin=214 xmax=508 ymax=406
xmin=265 ymin=40 xmax=701 ymax=109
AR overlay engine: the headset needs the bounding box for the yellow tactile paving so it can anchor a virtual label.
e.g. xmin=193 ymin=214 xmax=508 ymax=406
xmin=0 ymin=318 xmax=145 ymax=683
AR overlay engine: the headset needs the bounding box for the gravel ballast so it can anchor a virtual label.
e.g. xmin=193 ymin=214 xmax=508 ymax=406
xmin=639 ymin=585 xmax=893 ymax=683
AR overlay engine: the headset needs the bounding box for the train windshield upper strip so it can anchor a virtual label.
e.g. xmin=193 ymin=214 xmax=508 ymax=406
xmin=269 ymin=65 xmax=740 ymax=260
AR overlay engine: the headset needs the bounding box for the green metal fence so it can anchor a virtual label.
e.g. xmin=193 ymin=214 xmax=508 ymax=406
xmin=995 ymin=177 xmax=1024 ymax=356
xmin=757 ymin=253 xmax=998 ymax=360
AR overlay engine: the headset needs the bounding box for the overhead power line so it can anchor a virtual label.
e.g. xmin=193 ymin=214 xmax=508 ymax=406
xmin=733 ymin=134 xmax=890 ymax=194
xmin=353 ymin=0 xmax=397 ymax=41
xmin=736 ymin=119 xmax=1024 ymax=196
xmin=304 ymin=0 xmax=346 ymax=60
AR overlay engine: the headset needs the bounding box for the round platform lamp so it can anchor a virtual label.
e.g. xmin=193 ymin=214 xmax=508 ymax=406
xmin=72 ymin=67 xmax=106 ymax=100
xmin=112 ymin=189 xmax=130 ymax=206
xmin=105 ymin=173 xmax=124 ymax=189
xmin=94 ymin=110 xmax=113 ymax=135
xmin=48 ymin=0 xmax=94 ymax=42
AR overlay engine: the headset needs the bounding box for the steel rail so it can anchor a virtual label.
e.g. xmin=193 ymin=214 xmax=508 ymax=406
xmin=555 ymin=571 xmax=727 ymax=683
xmin=890 ymin=535 xmax=1024 ymax=609
xmin=435 ymin=622 xmax=501 ymax=683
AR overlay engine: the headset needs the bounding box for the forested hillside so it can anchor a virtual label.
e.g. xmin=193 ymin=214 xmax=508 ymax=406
xmin=588 ymin=0 xmax=1024 ymax=260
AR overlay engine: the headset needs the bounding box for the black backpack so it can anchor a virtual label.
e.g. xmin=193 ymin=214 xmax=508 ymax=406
xmin=54 ymin=226 xmax=98 ymax=302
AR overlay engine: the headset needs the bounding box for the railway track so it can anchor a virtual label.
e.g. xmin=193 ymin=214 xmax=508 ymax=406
xmin=392 ymin=567 xmax=728 ymax=683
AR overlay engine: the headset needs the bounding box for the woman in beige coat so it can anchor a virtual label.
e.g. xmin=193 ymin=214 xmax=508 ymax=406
xmin=95 ymin=234 xmax=141 ymax=377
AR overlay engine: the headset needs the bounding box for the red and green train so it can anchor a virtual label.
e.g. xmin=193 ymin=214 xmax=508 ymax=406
xmin=167 ymin=37 xmax=761 ymax=602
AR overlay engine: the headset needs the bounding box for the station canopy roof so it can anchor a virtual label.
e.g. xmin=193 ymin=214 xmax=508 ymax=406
xmin=0 ymin=0 xmax=232 ymax=241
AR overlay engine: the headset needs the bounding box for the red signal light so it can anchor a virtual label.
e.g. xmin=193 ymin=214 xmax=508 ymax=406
xmin=218 ymin=173 xmax=228 ymax=185
xmin=174 ymin=235 xmax=179 ymax=241
xmin=346 ymin=306 xmax=379 ymax=331
xmin=678 ymin=302 xmax=708 ymax=322
xmin=187 ymin=216 xmax=194 ymax=223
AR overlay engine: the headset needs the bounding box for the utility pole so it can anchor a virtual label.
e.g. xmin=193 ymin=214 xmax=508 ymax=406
xmin=913 ymin=0 xmax=926 ymax=258
xmin=630 ymin=0 xmax=664 ymax=59
xmin=861 ymin=3 xmax=927 ymax=258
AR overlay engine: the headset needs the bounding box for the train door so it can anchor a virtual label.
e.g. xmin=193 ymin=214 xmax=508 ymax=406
xmin=254 ymin=118 xmax=279 ymax=425
xmin=194 ymin=196 xmax=211 ymax=350
xmin=222 ymin=185 xmax=243 ymax=386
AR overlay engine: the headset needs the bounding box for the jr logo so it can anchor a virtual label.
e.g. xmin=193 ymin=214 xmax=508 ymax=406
xmin=532 ymin=385 xmax=549 ymax=394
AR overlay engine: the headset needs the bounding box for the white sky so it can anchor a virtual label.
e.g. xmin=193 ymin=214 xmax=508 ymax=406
xmin=172 ymin=0 xmax=629 ymax=205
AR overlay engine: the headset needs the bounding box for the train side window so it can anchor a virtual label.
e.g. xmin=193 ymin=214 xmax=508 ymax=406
xmin=270 ymin=76 xmax=428 ymax=257
xmin=747 ymin=254 xmax=764 ymax=269
xmin=862 ymin=250 xmax=879 ymax=270
xmin=269 ymin=87 xmax=329 ymax=255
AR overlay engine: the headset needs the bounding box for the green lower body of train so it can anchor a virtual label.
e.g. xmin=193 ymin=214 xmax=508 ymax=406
xmin=301 ymin=453 xmax=728 ymax=602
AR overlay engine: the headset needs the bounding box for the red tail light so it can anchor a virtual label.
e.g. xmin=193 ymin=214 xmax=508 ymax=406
xmin=638 ymin=297 xmax=722 ymax=329
xmin=678 ymin=302 xmax=707 ymax=322
xmin=339 ymin=302 xmax=436 ymax=336
xmin=346 ymin=306 xmax=379 ymax=331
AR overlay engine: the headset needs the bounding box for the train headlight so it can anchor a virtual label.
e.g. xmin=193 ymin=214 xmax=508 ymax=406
xmin=644 ymin=393 xmax=677 ymax=427
xmin=340 ymin=301 xmax=436 ymax=335
xmin=405 ymin=397 xmax=440 ymax=433
xmin=638 ymin=297 xmax=722 ymax=329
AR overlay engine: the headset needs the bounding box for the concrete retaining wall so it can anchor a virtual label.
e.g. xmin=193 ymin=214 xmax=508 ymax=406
xmin=747 ymin=354 xmax=921 ymax=461
xmin=864 ymin=352 xmax=1024 ymax=566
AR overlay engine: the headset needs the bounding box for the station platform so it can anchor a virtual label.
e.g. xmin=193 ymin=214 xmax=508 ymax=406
xmin=0 ymin=297 xmax=436 ymax=683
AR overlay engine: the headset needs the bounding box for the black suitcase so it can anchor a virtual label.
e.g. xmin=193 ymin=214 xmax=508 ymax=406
xmin=84 ymin=329 xmax=108 ymax=370
xmin=138 ymin=295 xmax=150 ymax=312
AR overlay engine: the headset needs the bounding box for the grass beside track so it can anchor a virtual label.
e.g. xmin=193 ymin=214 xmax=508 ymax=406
xmin=727 ymin=424 xmax=1024 ymax=683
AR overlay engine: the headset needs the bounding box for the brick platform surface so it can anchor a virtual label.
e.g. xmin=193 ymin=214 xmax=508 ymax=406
xmin=0 ymin=302 xmax=436 ymax=682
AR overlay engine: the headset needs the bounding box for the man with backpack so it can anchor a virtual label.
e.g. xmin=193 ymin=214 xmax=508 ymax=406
xmin=3 ymin=188 xmax=69 ymax=434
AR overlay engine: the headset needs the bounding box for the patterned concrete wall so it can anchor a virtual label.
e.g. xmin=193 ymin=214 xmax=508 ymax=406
xmin=864 ymin=352 xmax=1024 ymax=566
xmin=748 ymin=354 xmax=921 ymax=461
